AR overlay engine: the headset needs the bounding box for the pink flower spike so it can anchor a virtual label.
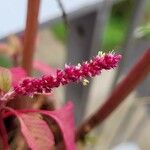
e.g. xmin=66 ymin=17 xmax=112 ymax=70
xmin=14 ymin=52 xmax=122 ymax=96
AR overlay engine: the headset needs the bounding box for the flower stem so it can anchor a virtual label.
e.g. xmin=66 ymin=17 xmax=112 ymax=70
xmin=22 ymin=0 xmax=40 ymax=75
xmin=76 ymin=48 xmax=150 ymax=141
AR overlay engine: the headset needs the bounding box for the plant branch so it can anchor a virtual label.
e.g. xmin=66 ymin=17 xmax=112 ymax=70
xmin=76 ymin=47 xmax=150 ymax=141
xmin=57 ymin=0 xmax=69 ymax=29
xmin=22 ymin=0 xmax=40 ymax=75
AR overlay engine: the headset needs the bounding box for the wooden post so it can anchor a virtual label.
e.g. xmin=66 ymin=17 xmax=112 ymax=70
xmin=22 ymin=0 xmax=40 ymax=75
xmin=66 ymin=0 xmax=113 ymax=125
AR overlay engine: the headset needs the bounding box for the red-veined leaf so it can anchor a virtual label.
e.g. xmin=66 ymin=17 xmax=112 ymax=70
xmin=4 ymin=108 xmax=54 ymax=150
xmin=39 ymin=102 xmax=75 ymax=150
xmin=18 ymin=113 xmax=54 ymax=150
xmin=4 ymin=102 xmax=75 ymax=150
xmin=19 ymin=102 xmax=76 ymax=150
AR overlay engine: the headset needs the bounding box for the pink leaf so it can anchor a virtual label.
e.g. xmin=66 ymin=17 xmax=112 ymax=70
xmin=10 ymin=67 xmax=27 ymax=87
xmin=39 ymin=102 xmax=75 ymax=150
xmin=23 ymin=102 xmax=76 ymax=150
xmin=5 ymin=108 xmax=54 ymax=150
xmin=4 ymin=102 xmax=75 ymax=150
xmin=33 ymin=60 xmax=55 ymax=75
xmin=18 ymin=113 xmax=54 ymax=150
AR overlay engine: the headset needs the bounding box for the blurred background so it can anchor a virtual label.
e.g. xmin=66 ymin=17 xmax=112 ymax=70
xmin=0 ymin=0 xmax=150 ymax=149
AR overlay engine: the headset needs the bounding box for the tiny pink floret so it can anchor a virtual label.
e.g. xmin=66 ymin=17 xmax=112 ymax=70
xmin=14 ymin=52 xmax=122 ymax=96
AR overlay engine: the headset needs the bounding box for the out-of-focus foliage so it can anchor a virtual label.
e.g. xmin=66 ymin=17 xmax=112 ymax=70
xmin=51 ymin=23 xmax=67 ymax=42
xmin=0 ymin=55 xmax=12 ymax=67
xmin=51 ymin=0 xmax=135 ymax=50
xmin=111 ymin=0 xmax=135 ymax=19
xmin=134 ymin=0 xmax=150 ymax=39
xmin=134 ymin=23 xmax=150 ymax=39
xmin=102 ymin=17 xmax=127 ymax=50
xmin=102 ymin=0 xmax=135 ymax=50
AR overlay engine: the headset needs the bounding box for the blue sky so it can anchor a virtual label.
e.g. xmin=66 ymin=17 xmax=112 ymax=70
xmin=0 ymin=0 xmax=101 ymax=39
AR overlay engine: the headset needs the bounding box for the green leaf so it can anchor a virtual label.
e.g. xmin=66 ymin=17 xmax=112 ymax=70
xmin=0 ymin=55 xmax=12 ymax=68
xmin=135 ymin=23 xmax=150 ymax=39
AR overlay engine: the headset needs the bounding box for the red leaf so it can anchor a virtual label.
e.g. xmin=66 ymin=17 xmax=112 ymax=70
xmin=10 ymin=67 xmax=27 ymax=87
xmin=4 ymin=102 xmax=75 ymax=150
xmin=33 ymin=102 xmax=75 ymax=150
xmin=5 ymin=108 xmax=54 ymax=150
xmin=45 ymin=102 xmax=75 ymax=150
xmin=18 ymin=113 xmax=54 ymax=150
